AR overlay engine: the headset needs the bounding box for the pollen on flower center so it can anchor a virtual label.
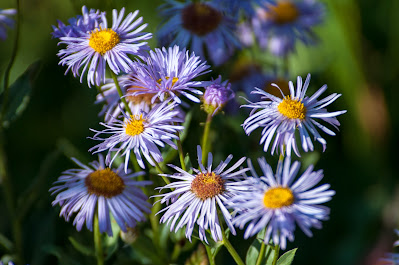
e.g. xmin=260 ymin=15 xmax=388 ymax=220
xmin=268 ymin=1 xmax=299 ymax=24
xmin=125 ymin=114 xmax=146 ymax=136
xmin=157 ymin=76 xmax=179 ymax=90
xmin=85 ymin=168 xmax=125 ymax=197
xmin=89 ymin=28 xmax=120 ymax=55
xmin=277 ymin=96 xmax=307 ymax=119
xmin=191 ymin=172 xmax=225 ymax=200
xmin=263 ymin=187 xmax=294 ymax=209
xmin=182 ymin=3 xmax=222 ymax=36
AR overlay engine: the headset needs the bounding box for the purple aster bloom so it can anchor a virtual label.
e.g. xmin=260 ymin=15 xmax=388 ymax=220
xmin=90 ymin=100 xmax=184 ymax=171
xmin=155 ymin=146 xmax=249 ymax=243
xmin=0 ymin=9 xmax=16 ymax=41
xmin=157 ymin=0 xmax=240 ymax=66
xmin=57 ymin=7 xmax=152 ymax=87
xmin=242 ymin=74 xmax=346 ymax=157
xmin=50 ymin=155 xmax=152 ymax=236
xmin=51 ymin=6 xmax=102 ymax=39
xmin=126 ymin=46 xmax=211 ymax=104
xmin=380 ymin=253 xmax=399 ymax=265
xmin=202 ymin=75 xmax=234 ymax=116
xmin=229 ymin=156 xmax=334 ymax=250
xmin=213 ymin=0 xmax=274 ymax=17
xmin=252 ymin=0 xmax=324 ymax=56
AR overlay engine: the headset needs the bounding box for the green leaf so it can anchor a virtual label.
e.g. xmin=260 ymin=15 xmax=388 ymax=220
xmin=68 ymin=237 xmax=94 ymax=256
xmin=246 ymin=235 xmax=274 ymax=265
xmin=104 ymin=219 xmax=120 ymax=260
xmin=179 ymin=110 xmax=193 ymax=141
xmin=41 ymin=245 xmax=80 ymax=265
xmin=0 ymin=233 xmax=13 ymax=251
xmin=276 ymin=248 xmax=297 ymax=265
xmin=2 ymin=61 xmax=41 ymax=128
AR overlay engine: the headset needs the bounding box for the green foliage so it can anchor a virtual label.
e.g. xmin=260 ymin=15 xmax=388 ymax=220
xmin=276 ymin=248 xmax=297 ymax=265
xmin=1 ymin=60 xmax=41 ymax=128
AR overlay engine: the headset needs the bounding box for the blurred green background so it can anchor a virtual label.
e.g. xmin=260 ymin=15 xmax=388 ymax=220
xmin=1 ymin=0 xmax=399 ymax=264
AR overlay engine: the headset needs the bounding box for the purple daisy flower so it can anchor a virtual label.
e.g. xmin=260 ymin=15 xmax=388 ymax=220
xmin=57 ymin=7 xmax=152 ymax=87
xmin=0 ymin=9 xmax=16 ymax=41
xmin=50 ymin=155 xmax=152 ymax=236
xmin=202 ymin=75 xmax=234 ymax=116
xmin=90 ymin=100 xmax=184 ymax=171
xmin=51 ymin=6 xmax=102 ymax=39
xmin=126 ymin=46 xmax=211 ymax=104
xmin=252 ymin=0 xmax=324 ymax=56
xmin=229 ymin=156 xmax=334 ymax=250
xmin=242 ymin=74 xmax=346 ymax=157
xmin=157 ymin=0 xmax=240 ymax=66
xmin=155 ymin=146 xmax=249 ymax=243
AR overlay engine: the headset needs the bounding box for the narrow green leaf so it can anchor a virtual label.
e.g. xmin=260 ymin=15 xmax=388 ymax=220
xmin=0 ymin=233 xmax=13 ymax=251
xmin=2 ymin=61 xmax=41 ymax=127
xmin=246 ymin=238 xmax=274 ymax=265
xmin=68 ymin=237 xmax=94 ymax=256
xmin=276 ymin=248 xmax=297 ymax=265
xmin=179 ymin=110 xmax=193 ymax=141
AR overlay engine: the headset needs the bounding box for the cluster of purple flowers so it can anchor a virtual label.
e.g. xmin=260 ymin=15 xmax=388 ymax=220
xmin=49 ymin=0 xmax=345 ymax=258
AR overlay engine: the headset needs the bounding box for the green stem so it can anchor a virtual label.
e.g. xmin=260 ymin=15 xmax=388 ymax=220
xmin=94 ymin=215 xmax=104 ymax=265
xmin=255 ymin=241 xmax=267 ymax=265
xmin=272 ymin=244 xmax=280 ymax=265
xmin=176 ymin=132 xmax=186 ymax=171
xmin=149 ymin=198 xmax=161 ymax=253
xmin=204 ymin=244 xmax=216 ymax=265
xmin=153 ymin=160 xmax=170 ymax=186
xmin=218 ymin=214 xmax=244 ymax=265
xmin=171 ymin=242 xmax=182 ymax=262
xmin=201 ymin=113 xmax=212 ymax=165
xmin=0 ymin=0 xmax=21 ymax=125
xmin=110 ymin=70 xmax=132 ymax=116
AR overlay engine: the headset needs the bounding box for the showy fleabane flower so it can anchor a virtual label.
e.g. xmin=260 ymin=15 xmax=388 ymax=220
xmin=90 ymin=100 xmax=184 ymax=171
xmin=52 ymin=6 xmax=102 ymax=39
xmin=202 ymin=75 xmax=234 ymax=116
xmin=155 ymin=146 xmax=249 ymax=243
xmin=0 ymin=9 xmax=16 ymax=41
xmin=242 ymin=74 xmax=346 ymax=157
xmin=126 ymin=46 xmax=210 ymax=104
xmin=57 ymin=7 xmax=152 ymax=87
xmin=50 ymin=155 xmax=151 ymax=236
xmin=229 ymin=157 xmax=334 ymax=250
xmin=252 ymin=0 xmax=324 ymax=56
xmin=157 ymin=0 xmax=240 ymax=65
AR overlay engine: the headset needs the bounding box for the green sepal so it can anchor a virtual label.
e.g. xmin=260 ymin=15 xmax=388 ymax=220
xmin=276 ymin=248 xmax=297 ymax=265
xmin=1 ymin=60 xmax=41 ymax=128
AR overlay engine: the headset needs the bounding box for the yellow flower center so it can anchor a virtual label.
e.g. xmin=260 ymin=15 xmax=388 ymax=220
xmin=268 ymin=1 xmax=299 ymax=24
xmin=263 ymin=187 xmax=294 ymax=209
xmin=157 ymin=76 xmax=179 ymax=90
xmin=89 ymin=28 xmax=120 ymax=55
xmin=125 ymin=114 xmax=145 ymax=136
xmin=277 ymin=96 xmax=307 ymax=119
xmin=191 ymin=172 xmax=225 ymax=200
xmin=85 ymin=168 xmax=125 ymax=197
xmin=182 ymin=3 xmax=222 ymax=36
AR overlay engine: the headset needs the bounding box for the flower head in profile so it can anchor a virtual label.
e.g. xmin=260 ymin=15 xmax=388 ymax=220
xmin=155 ymin=146 xmax=249 ymax=243
xmin=229 ymin=157 xmax=334 ymax=250
xmin=126 ymin=46 xmax=210 ymax=104
xmin=242 ymin=74 xmax=346 ymax=157
xmin=202 ymin=75 xmax=234 ymax=116
xmin=52 ymin=6 xmax=102 ymax=39
xmin=252 ymin=0 xmax=324 ymax=56
xmin=90 ymin=100 xmax=184 ymax=171
xmin=50 ymin=155 xmax=152 ymax=236
xmin=157 ymin=0 xmax=240 ymax=65
xmin=57 ymin=7 xmax=152 ymax=87
xmin=0 ymin=9 xmax=16 ymax=41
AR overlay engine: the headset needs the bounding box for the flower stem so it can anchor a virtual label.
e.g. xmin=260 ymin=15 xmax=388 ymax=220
xmin=204 ymin=244 xmax=216 ymax=265
xmin=94 ymin=215 xmax=104 ymax=265
xmin=153 ymin=160 xmax=170 ymax=185
xmin=176 ymin=132 xmax=186 ymax=171
xmin=272 ymin=244 xmax=280 ymax=265
xmin=110 ymin=70 xmax=132 ymax=116
xmin=201 ymin=113 xmax=212 ymax=165
xmin=218 ymin=213 xmax=244 ymax=265
xmin=0 ymin=0 xmax=21 ymax=124
xmin=255 ymin=241 xmax=267 ymax=265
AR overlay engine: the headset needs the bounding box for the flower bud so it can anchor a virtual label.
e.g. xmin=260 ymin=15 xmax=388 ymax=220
xmin=202 ymin=76 xmax=234 ymax=116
